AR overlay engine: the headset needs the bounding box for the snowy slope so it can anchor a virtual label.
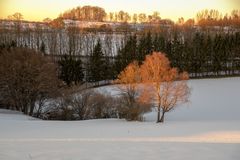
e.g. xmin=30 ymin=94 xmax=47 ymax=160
xmin=146 ymin=77 xmax=240 ymax=122
xmin=98 ymin=77 xmax=240 ymax=122
xmin=0 ymin=78 xmax=240 ymax=160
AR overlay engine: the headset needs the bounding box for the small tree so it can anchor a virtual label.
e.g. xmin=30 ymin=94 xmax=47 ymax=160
xmin=140 ymin=52 xmax=190 ymax=123
xmin=115 ymin=61 xmax=151 ymax=121
xmin=40 ymin=41 xmax=46 ymax=54
xmin=71 ymin=91 xmax=92 ymax=120
xmin=88 ymin=39 xmax=105 ymax=83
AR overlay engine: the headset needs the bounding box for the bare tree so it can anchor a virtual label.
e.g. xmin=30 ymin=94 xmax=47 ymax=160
xmin=0 ymin=48 xmax=61 ymax=116
xmin=87 ymin=92 xmax=117 ymax=119
xmin=149 ymin=11 xmax=161 ymax=23
xmin=8 ymin=12 xmax=23 ymax=21
xmin=132 ymin=13 xmax=138 ymax=23
xmin=138 ymin=13 xmax=147 ymax=23
xmin=177 ymin=17 xmax=185 ymax=25
xmin=43 ymin=18 xmax=52 ymax=23
xmin=109 ymin=12 xmax=114 ymax=22
xmin=71 ymin=90 xmax=92 ymax=120
xmin=115 ymin=61 xmax=151 ymax=120
xmin=116 ymin=61 xmax=141 ymax=105
xmin=140 ymin=52 xmax=190 ymax=123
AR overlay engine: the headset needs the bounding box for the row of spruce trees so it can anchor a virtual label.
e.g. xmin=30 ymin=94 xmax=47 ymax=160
xmin=58 ymin=40 xmax=115 ymax=86
xmin=58 ymin=31 xmax=240 ymax=86
xmin=116 ymin=32 xmax=240 ymax=76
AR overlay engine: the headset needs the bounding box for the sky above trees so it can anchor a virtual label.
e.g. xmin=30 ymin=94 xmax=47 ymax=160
xmin=0 ymin=0 xmax=239 ymax=21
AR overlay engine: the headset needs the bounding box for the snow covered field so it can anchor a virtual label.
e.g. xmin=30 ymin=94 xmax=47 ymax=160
xmin=0 ymin=78 xmax=240 ymax=160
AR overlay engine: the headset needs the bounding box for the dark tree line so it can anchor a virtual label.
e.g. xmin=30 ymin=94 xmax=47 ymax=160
xmin=1 ymin=30 xmax=240 ymax=87
xmin=114 ymin=31 xmax=240 ymax=78
xmin=58 ymin=30 xmax=240 ymax=86
xmin=58 ymin=39 xmax=115 ymax=86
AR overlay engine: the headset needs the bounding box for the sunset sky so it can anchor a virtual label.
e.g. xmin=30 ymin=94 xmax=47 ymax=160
xmin=0 ymin=0 xmax=239 ymax=22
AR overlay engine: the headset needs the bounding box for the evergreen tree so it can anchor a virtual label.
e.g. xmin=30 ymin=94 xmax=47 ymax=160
xmin=192 ymin=32 xmax=205 ymax=77
xmin=121 ymin=34 xmax=138 ymax=64
xmin=138 ymin=32 xmax=153 ymax=62
xmin=114 ymin=35 xmax=138 ymax=77
xmin=170 ymin=33 xmax=183 ymax=69
xmin=233 ymin=32 xmax=240 ymax=73
xmin=114 ymin=48 xmax=124 ymax=78
xmin=212 ymin=34 xmax=223 ymax=76
xmin=183 ymin=40 xmax=194 ymax=74
xmin=153 ymin=33 xmax=166 ymax=53
xmin=58 ymin=56 xmax=84 ymax=86
xmin=40 ymin=41 xmax=46 ymax=54
xmin=222 ymin=34 xmax=231 ymax=75
xmin=0 ymin=43 xmax=6 ymax=50
xmin=198 ymin=33 xmax=207 ymax=76
xmin=205 ymin=35 xmax=213 ymax=76
xmin=227 ymin=34 xmax=234 ymax=75
xmin=128 ymin=34 xmax=138 ymax=61
xmin=103 ymin=56 xmax=114 ymax=81
xmin=10 ymin=40 xmax=17 ymax=48
xmin=88 ymin=39 xmax=105 ymax=82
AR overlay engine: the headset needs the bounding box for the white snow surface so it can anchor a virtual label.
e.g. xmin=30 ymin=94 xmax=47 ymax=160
xmin=0 ymin=77 xmax=240 ymax=160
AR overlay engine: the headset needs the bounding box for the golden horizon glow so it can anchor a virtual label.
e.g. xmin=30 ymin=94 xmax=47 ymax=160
xmin=0 ymin=0 xmax=239 ymax=22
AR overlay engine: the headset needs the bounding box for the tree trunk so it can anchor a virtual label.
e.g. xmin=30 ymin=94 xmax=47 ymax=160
xmin=156 ymin=107 xmax=161 ymax=123
xmin=24 ymin=105 xmax=28 ymax=115
xmin=29 ymin=101 xmax=35 ymax=116
xmin=159 ymin=111 xmax=165 ymax=123
xmin=36 ymin=99 xmax=43 ymax=118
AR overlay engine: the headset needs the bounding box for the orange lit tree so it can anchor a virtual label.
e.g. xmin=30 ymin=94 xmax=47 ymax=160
xmin=115 ymin=61 xmax=151 ymax=121
xmin=116 ymin=52 xmax=190 ymax=122
xmin=140 ymin=52 xmax=190 ymax=123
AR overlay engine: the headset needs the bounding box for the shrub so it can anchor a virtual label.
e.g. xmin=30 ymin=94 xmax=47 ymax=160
xmin=41 ymin=90 xmax=118 ymax=120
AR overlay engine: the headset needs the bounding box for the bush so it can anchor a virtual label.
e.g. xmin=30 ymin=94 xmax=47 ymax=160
xmin=87 ymin=92 xmax=117 ymax=119
xmin=41 ymin=90 xmax=118 ymax=120
xmin=116 ymin=96 xmax=151 ymax=121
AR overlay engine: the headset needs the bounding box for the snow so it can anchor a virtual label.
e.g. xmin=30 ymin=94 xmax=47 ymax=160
xmin=0 ymin=77 xmax=240 ymax=160
xmin=99 ymin=77 xmax=240 ymax=122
